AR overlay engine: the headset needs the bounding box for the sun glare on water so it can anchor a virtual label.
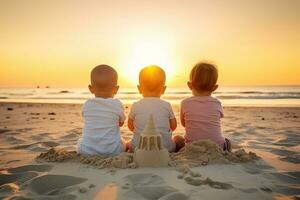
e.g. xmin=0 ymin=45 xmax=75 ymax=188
xmin=119 ymin=38 xmax=177 ymax=85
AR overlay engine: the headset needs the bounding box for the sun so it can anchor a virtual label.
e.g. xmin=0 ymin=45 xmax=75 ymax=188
xmin=119 ymin=38 xmax=177 ymax=86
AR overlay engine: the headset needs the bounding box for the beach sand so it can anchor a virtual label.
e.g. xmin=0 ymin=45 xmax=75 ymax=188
xmin=0 ymin=102 xmax=299 ymax=199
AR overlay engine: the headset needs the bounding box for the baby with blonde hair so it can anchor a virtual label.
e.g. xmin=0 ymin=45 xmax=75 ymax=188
xmin=181 ymin=62 xmax=231 ymax=151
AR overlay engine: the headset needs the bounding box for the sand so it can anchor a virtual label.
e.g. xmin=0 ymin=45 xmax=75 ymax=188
xmin=37 ymin=149 xmax=137 ymax=169
xmin=0 ymin=102 xmax=300 ymax=199
xmin=36 ymin=140 xmax=259 ymax=169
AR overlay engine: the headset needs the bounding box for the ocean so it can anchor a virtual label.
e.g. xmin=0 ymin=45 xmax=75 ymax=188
xmin=0 ymin=86 xmax=299 ymax=107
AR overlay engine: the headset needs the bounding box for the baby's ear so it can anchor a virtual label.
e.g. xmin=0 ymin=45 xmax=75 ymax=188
xmin=212 ymin=84 xmax=219 ymax=92
xmin=114 ymin=85 xmax=120 ymax=94
xmin=88 ymin=85 xmax=94 ymax=94
xmin=161 ymin=86 xmax=166 ymax=94
xmin=187 ymin=81 xmax=193 ymax=90
xmin=137 ymin=85 xmax=142 ymax=94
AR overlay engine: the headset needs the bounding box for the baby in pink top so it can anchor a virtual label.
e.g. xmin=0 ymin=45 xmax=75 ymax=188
xmin=180 ymin=62 xmax=231 ymax=151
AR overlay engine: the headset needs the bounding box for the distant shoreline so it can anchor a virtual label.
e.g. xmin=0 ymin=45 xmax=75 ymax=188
xmin=1 ymin=101 xmax=300 ymax=108
xmin=0 ymin=86 xmax=299 ymax=107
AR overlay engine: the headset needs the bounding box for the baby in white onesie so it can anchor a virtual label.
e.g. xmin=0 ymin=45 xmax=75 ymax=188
xmin=77 ymin=65 xmax=126 ymax=156
xmin=128 ymin=65 xmax=184 ymax=152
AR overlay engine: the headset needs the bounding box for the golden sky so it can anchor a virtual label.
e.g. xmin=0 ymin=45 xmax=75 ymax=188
xmin=0 ymin=0 xmax=299 ymax=87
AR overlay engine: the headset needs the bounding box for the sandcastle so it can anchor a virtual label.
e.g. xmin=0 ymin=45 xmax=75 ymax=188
xmin=133 ymin=115 xmax=170 ymax=167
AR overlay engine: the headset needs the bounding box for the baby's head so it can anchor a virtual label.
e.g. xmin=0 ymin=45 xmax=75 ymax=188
xmin=188 ymin=62 xmax=218 ymax=96
xmin=138 ymin=65 xmax=166 ymax=97
xmin=88 ymin=65 xmax=119 ymax=98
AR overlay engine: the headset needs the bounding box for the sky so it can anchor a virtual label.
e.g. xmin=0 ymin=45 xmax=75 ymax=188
xmin=0 ymin=0 xmax=299 ymax=88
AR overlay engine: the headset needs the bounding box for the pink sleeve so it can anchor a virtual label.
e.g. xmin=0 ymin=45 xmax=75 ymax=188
xmin=180 ymin=101 xmax=185 ymax=125
xmin=219 ymin=103 xmax=224 ymax=118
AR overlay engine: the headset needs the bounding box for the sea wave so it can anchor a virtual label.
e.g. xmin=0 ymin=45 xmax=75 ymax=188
xmin=0 ymin=87 xmax=299 ymax=103
xmin=216 ymin=95 xmax=300 ymax=100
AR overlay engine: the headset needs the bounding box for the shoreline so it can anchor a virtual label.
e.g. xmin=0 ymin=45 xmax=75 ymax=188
xmin=1 ymin=101 xmax=300 ymax=108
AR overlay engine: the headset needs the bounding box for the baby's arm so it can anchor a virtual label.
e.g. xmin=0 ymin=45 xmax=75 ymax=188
xmin=127 ymin=103 xmax=136 ymax=132
xmin=117 ymin=100 xmax=126 ymax=127
xmin=127 ymin=118 xmax=134 ymax=132
xmin=180 ymin=105 xmax=185 ymax=127
xmin=169 ymin=118 xmax=177 ymax=131
xmin=167 ymin=103 xmax=177 ymax=131
xmin=180 ymin=113 xmax=185 ymax=127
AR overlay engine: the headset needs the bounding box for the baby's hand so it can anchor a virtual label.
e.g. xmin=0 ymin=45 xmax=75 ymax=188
xmin=169 ymin=118 xmax=177 ymax=131
xmin=127 ymin=118 xmax=134 ymax=132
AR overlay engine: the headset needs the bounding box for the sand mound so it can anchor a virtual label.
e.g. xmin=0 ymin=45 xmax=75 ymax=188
xmin=170 ymin=140 xmax=259 ymax=167
xmin=37 ymin=140 xmax=259 ymax=168
xmin=37 ymin=149 xmax=137 ymax=169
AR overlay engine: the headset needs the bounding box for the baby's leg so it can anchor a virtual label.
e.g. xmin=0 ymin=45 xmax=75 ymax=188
xmin=172 ymin=135 xmax=185 ymax=152
xmin=124 ymin=140 xmax=134 ymax=153
xmin=224 ymin=138 xmax=244 ymax=151
xmin=223 ymin=138 xmax=241 ymax=151
xmin=121 ymin=139 xmax=130 ymax=152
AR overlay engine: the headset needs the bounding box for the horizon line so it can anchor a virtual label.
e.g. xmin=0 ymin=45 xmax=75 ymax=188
xmin=0 ymin=84 xmax=300 ymax=89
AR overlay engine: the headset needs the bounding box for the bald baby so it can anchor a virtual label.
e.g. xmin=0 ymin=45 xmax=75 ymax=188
xmin=138 ymin=65 xmax=166 ymax=97
xmin=89 ymin=65 xmax=119 ymax=98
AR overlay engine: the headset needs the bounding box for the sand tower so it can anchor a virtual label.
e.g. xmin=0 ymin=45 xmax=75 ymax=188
xmin=133 ymin=115 xmax=170 ymax=167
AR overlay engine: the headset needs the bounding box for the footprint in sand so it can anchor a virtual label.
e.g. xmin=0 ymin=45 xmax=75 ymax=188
xmin=0 ymin=164 xmax=53 ymax=186
xmin=61 ymin=133 xmax=80 ymax=140
xmin=6 ymin=136 xmax=26 ymax=144
xmin=61 ymin=128 xmax=82 ymax=140
xmin=158 ymin=192 xmax=189 ymax=200
xmin=0 ymin=172 xmax=39 ymax=186
xmin=184 ymin=176 xmax=233 ymax=189
xmin=273 ymin=131 xmax=300 ymax=147
xmin=29 ymin=175 xmax=87 ymax=195
xmin=279 ymin=155 xmax=300 ymax=164
xmin=1 ymin=173 xmax=83 ymax=200
xmin=122 ymin=173 xmax=188 ymax=200
xmin=270 ymin=149 xmax=300 ymax=164
xmin=10 ymin=194 xmax=77 ymax=200
xmin=264 ymin=172 xmax=300 ymax=184
xmin=238 ymin=188 xmax=259 ymax=193
xmin=7 ymin=164 xmax=53 ymax=173
xmin=0 ymin=183 xmax=19 ymax=196
xmin=242 ymin=162 xmax=275 ymax=175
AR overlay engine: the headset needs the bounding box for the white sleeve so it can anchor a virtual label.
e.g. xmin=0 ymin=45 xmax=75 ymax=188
xmin=128 ymin=103 xmax=136 ymax=120
xmin=117 ymin=100 xmax=126 ymax=122
xmin=81 ymin=101 xmax=88 ymax=117
xmin=115 ymin=99 xmax=126 ymax=122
